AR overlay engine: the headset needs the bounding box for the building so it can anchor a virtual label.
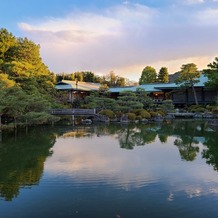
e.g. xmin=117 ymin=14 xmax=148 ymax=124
xmin=55 ymin=75 xmax=217 ymax=107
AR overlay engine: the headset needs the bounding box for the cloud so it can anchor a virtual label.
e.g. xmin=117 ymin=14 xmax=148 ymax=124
xmin=195 ymin=8 xmax=218 ymax=24
xmin=183 ymin=0 xmax=204 ymax=4
xmin=18 ymin=2 xmax=218 ymax=80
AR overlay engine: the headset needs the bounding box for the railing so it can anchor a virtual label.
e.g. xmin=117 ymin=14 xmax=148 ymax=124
xmin=50 ymin=108 xmax=96 ymax=115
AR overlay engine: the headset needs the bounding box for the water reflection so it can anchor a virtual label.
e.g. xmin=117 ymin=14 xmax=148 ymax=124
xmin=0 ymin=120 xmax=217 ymax=204
xmin=0 ymin=128 xmax=56 ymax=201
xmin=57 ymin=120 xmax=218 ymax=170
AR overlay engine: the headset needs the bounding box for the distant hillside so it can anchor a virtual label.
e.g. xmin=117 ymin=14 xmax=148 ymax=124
xmin=169 ymin=72 xmax=180 ymax=83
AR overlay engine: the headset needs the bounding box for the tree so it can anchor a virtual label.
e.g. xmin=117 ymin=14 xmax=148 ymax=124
xmin=0 ymin=28 xmax=60 ymax=128
xmin=139 ymin=66 xmax=157 ymax=84
xmin=0 ymin=86 xmax=28 ymax=128
xmin=84 ymin=91 xmax=117 ymax=111
xmin=157 ymin=67 xmax=169 ymax=83
xmin=83 ymin=71 xmax=95 ymax=82
xmin=0 ymin=28 xmax=17 ymax=64
xmin=117 ymin=91 xmax=143 ymax=112
xmin=98 ymin=84 xmax=110 ymax=96
xmin=203 ymin=57 xmax=218 ymax=89
xmin=0 ymin=74 xmax=15 ymax=88
xmin=104 ymin=71 xmax=126 ymax=87
xmin=175 ymin=63 xmax=200 ymax=105
xmin=136 ymin=87 xmax=154 ymax=109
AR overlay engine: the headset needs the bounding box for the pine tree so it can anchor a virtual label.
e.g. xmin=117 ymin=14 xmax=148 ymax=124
xmin=157 ymin=67 xmax=169 ymax=83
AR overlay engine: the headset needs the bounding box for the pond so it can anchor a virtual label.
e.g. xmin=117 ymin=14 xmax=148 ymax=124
xmin=0 ymin=120 xmax=218 ymax=218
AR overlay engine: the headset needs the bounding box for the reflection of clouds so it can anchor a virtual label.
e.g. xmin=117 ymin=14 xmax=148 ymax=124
xmin=167 ymin=192 xmax=174 ymax=201
xmin=185 ymin=187 xmax=202 ymax=198
xmin=45 ymin=134 xmax=218 ymax=196
xmin=168 ymin=185 xmax=218 ymax=201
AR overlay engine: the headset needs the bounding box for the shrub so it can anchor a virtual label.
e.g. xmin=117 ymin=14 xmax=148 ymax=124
xmin=194 ymin=107 xmax=206 ymax=113
xmin=212 ymin=108 xmax=218 ymax=114
xmin=133 ymin=109 xmax=151 ymax=119
xmin=136 ymin=115 xmax=142 ymax=121
xmin=149 ymin=111 xmax=160 ymax=117
xmin=188 ymin=105 xmax=205 ymax=112
xmin=156 ymin=110 xmax=166 ymax=116
xmin=99 ymin=110 xmax=115 ymax=119
xmin=206 ymin=105 xmax=216 ymax=112
xmin=140 ymin=110 xmax=151 ymax=119
xmin=115 ymin=111 xmax=122 ymax=119
xmin=160 ymin=100 xmax=174 ymax=112
xmin=127 ymin=113 xmax=136 ymax=121
xmin=188 ymin=105 xmax=206 ymax=113
xmin=133 ymin=109 xmax=143 ymax=115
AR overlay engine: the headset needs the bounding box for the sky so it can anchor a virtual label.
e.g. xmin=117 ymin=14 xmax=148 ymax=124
xmin=1 ymin=0 xmax=218 ymax=81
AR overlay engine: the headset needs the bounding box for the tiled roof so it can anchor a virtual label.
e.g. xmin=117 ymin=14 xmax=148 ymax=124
xmin=55 ymin=75 xmax=209 ymax=92
xmin=55 ymin=80 xmax=101 ymax=91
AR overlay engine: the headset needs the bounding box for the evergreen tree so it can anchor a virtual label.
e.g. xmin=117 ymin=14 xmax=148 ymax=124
xmin=175 ymin=63 xmax=200 ymax=105
xmin=139 ymin=66 xmax=157 ymax=84
xmin=157 ymin=67 xmax=169 ymax=83
xmin=0 ymin=28 xmax=59 ymax=127
xmin=204 ymin=57 xmax=218 ymax=89
xmin=117 ymin=91 xmax=143 ymax=112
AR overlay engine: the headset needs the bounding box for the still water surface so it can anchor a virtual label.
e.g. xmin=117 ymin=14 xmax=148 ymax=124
xmin=0 ymin=120 xmax=218 ymax=218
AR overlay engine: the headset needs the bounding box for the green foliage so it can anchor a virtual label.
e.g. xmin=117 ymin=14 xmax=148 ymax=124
xmin=139 ymin=66 xmax=157 ymax=84
xmin=135 ymin=87 xmax=154 ymax=109
xmin=135 ymin=115 xmax=142 ymax=120
xmin=0 ymin=73 xmax=15 ymax=88
xmin=176 ymin=63 xmax=200 ymax=91
xmin=133 ymin=109 xmax=151 ymax=119
xmin=156 ymin=110 xmax=166 ymax=116
xmin=103 ymin=71 xmax=126 ymax=87
xmin=176 ymin=63 xmax=200 ymax=86
xmin=176 ymin=63 xmax=200 ymax=105
xmin=127 ymin=113 xmax=136 ymax=121
xmin=55 ymin=71 xmax=126 ymax=87
xmin=0 ymin=28 xmax=60 ymax=127
xmin=98 ymin=84 xmax=110 ymax=96
xmin=160 ymin=100 xmax=175 ymax=112
xmin=85 ymin=92 xmax=117 ymax=111
xmin=117 ymin=90 xmax=143 ymax=112
xmin=0 ymin=28 xmax=17 ymax=63
xmin=188 ymin=105 xmax=206 ymax=113
xmin=149 ymin=111 xmax=159 ymax=117
xmin=21 ymin=112 xmax=53 ymax=125
xmin=205 ymin=103 xmax=218 ymax=114
xmin=211 ymin=108 xmax=218 ymax=114
xmin=157 ymin=67 xmax=169 ymax=83
xmin=204 ymin=57 xmax=218 ymax=89
xmin=99 ymin=110 xmax=115 ymax=119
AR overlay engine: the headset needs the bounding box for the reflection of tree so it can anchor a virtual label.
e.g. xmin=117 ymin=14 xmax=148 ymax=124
xmin=158 ymin=134 xmax=168 ymax=143
xmin=174 ymin=136 xmax=199 ymax=161
xmin=117 ymin=124 xmax=157 ymax=150
xmin=0 ymin=128 xmax=55 ymax=201
xmin=202 ymin=129 xmax=218 ymax=171
xmin=118 ymin=127 xmax=136 ymax=150
xmin=173 ymin=121 xmax=200 ymax=161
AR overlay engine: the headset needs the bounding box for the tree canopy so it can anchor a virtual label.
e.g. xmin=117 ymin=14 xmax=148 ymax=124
xmin=157 ymin=67 xmax=169 ymax=83
xmin=139 ymin=66 xmax=157 ymax=84
xmin=175 ymin=63 xmax=200 ymax=105
xmin=0 ymin=28 xmax=59 ymax=127
xmin=203 ymin=57 xmax=218 ymax=89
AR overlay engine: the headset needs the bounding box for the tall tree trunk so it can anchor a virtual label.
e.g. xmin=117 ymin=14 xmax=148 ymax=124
xmin=191 ymin=85 xmax=198 ymax=105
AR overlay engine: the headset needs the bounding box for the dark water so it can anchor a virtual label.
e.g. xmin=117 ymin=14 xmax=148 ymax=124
xmin=0 ymin=120 xmax=218 ymax=218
